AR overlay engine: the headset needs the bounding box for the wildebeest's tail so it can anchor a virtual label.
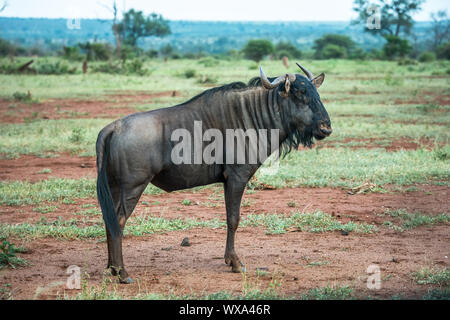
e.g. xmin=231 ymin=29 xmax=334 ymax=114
xmin=96 ymin=124 xmax=122 ymax=239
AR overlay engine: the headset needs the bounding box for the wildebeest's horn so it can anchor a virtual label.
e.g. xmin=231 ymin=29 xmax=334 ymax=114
xmin=259 ymin=66 xmax=295 ymax=89
xmin=296 ymin=62 xmax=314 ymax=81
xmin=259 ymin=66 xmax=284 ymax=89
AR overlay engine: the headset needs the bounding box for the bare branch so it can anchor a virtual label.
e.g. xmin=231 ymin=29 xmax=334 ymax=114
xmin=0 ymin=1 xmax=8 ymax=13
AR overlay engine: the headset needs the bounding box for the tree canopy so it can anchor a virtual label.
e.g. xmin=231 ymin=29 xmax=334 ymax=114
xmin=352 ymin=0 xmax=424 ymax=37
xmin=117 ymin=9 xmax=171 ymax=47
xmin=242 ymin=39 xmax=274 ymax=62
xmin=313 ymin=34 xmax=355 ymax=59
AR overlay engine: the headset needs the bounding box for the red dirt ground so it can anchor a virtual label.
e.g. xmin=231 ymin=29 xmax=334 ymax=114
xmin=0 ymin=90 xmax=181 ymax=123
xmin=0 ymin=160 xmax=448 ymax=299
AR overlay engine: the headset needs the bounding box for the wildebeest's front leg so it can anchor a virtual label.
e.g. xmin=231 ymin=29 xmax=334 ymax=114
xmin=223 ymin=177 xmax=247 ymax=273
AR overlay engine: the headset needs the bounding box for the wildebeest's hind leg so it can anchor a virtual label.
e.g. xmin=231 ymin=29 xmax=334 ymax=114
xmin=107 ymin=179 xmax=149 ymax=284
xmin=223 ymin=178 xmax=247 ymax=273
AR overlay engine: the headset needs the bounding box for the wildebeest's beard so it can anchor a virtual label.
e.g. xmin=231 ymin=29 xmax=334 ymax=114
xmin=279 ymin=109 xmax=314 ymax=156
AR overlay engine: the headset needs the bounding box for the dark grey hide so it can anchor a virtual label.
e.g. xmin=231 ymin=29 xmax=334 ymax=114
xmin=96 ymin=65 xmax=332 ymax=283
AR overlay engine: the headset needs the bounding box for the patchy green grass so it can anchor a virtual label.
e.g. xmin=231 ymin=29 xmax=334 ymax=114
xmin=256 ymin=148 xmax=450 ymax=189
xmin=0 ymin=119 xmax=110 ymax=158
xmin=242 ymin=211 xmax=377 ymax=234
xmin=381 ymin=209 xmax=450 ymax=232
xmin=300 ymin=284 xmax=354 ymax=300
xmin=0 ymin=215 xmax=225 ymax=240
xmin=0 ymin=178 xmax=164 ymax=206
xmin=422 ymin=288 xmax=450 ymax=300
xmin=32 ymin=205 xmax=58 ymax=214
xmin=0 ymin=179 xmax=96 ymax=206
xmin=412 ymin=267 xmax=450 ymax=286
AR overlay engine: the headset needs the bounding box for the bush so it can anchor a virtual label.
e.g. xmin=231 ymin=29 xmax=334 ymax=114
xmin=419 ymin=51 xmax=436 ymax=62
xmin=397 ymin=58 xmax=418 ymax=66
xmin=0 ymin=62 xmax=19 ymax=74
xmin=78 ymin=42 xmax=113 ymax=61
xmin=348 ymin=47 xmax=367 ymax=60
xmin=12 ymin=91 xmax=33 ymax=103
xmin=36 ymin=60 xmax=76 ymax=75
xmin=69 ymin=127 xmax=86 ymax=143
xmin=197 ymin=75 xmax=217 ymax=85
xmin=184 ymin=69 xmax=196 ymax=78
xmin=242 ymin=39 xmax=274 ymax=62
xmin=436 ymin=42 xmax=450 ymax=60
xmin=321 ymin=44 xmax=347 ymax=59
xmin=91 ymin=62 xmax=122 ymax=74
xmin=0 ymin=240 xmax=28 ymax=269
xmin=0 ymin=38 xmax=16 ymax=56
xmin=383 ymin=35 xmax=412 ymax=60
xmin=125 ymin=58 xmax=147 ymax=75
xmin=197 ymin=57 xmax=219 ymax=67
xmin=314 ymin=34 xmax=354 ymax=59
xmin=146 ymin=49 xmax=159 ymax=58
xmin=275 ymin=41 xmax=302 ymax=59
xmin=62 ymin=46 xmax=83 ymax=61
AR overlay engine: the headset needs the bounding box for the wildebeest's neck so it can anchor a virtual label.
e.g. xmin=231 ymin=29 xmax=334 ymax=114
xmin=199 ymin=87 xmax=288 ymax=142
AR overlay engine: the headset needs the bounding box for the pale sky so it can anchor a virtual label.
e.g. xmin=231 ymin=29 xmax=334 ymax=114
xmin=0 ymin=0 xmax=448 ymax=21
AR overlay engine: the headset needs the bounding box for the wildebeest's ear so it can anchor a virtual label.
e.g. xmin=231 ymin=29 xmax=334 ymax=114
xmin=279 ymin=76 xmax=291 ymax=98
xmin=312 ymin=73 xmax=325 ymax=89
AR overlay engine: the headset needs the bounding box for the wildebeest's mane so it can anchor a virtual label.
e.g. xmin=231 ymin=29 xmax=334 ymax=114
xmin=178 ymin=77 xmax=314 ymax=156
xmin=177 ymin=81 xmax=250 ymax=107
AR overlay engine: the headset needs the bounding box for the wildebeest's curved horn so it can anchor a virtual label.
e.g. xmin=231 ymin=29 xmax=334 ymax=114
xmin=259 ymin=66 xmax=285 ymax=89
xmin=259 ymin=66 xmax=296 ymax=89
xmin=296 ymin=62 xmax=314 ymax=81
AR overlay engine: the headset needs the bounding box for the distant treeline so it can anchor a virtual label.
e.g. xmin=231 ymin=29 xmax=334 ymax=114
xmin=0 ymin=17 xmax=433 ymax=54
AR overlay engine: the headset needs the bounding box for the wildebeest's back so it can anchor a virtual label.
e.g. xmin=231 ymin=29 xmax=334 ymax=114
xmin=107 ymin=100 xmax=228 ymax=192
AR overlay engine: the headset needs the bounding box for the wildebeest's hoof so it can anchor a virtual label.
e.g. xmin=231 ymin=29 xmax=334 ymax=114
xmin=119 ymin=277 xmax=133 ymax=284
xmin=231 ymin=262 xmax=246 ymax=273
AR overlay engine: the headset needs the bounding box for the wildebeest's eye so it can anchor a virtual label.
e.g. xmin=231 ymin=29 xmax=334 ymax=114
xmin=295 ymin=87 xmax=306 ymax=95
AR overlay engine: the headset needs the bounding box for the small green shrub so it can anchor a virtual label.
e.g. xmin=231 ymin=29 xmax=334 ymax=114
xmin=12 ymin=91 xmax=33 ymax=103
xmin=419 ymin=51 xmax=436 ymax=62
xmin=69 ymin=127 xmax=86 ymax=143
xmin=184 ymin=69 xmax=196 ymax=78
xmin=0 ymin=240 xmax=28 ymax=269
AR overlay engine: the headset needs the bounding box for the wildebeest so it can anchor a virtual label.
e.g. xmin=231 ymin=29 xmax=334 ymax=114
xmin=96 ymin=63 xmax=332 ymax=283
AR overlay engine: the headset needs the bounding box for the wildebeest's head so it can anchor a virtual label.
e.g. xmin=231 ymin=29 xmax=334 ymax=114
xmin=259 ymin=63 xmax=332 ymax=151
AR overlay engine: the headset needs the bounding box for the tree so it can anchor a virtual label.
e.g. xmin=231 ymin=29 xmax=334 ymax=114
xmin=117 ymin=9 xmax=171 ymax=47
xmin=98 ymin=0 xmax=122 ymax=58
xmin=383 ymin=35 xmax=412 ymax=59
xmin=430 ymin=10 xmax=450 ymax=50
xmin=313 ymin=34 xmax=355 ymax=59
xmin=78 ymin=42 xmax=113 ymax=61
xmin=436 ymin=42 xmax=450 ymax=60
xmin=352 ymin=0 xmax=424 ymax=37
xmin=242 ymin=39 xmax=274 ymax=62
xmin=275 ymin=41 xmax=302 ymax=59
xmin=321 ymin=44 xmax=347 ymax=59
